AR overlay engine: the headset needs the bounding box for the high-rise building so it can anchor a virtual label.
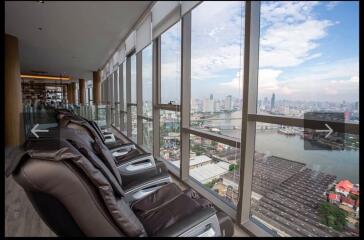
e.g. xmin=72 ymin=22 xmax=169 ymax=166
xmin=271 ymin=93 xmax=275 ymax=111
xmin=203 ymin=96 xmax=213 ymax=113
xmin=225 ymin=95 xmax=232 ymax=111
xmin=355 ymin=101 xmax=359 ymax=111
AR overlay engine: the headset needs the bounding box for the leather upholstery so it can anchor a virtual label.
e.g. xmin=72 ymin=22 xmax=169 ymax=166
xmin=9 ymin=110 xmax=236 ymax=237
xmin=114 ymin=149 xmax=141 ymax=165
xmin=13 ymin=139 xmax=147 ymax=236
xmin=13 ymin=146 xmax=125 ymax=236
xmin=131 ymin=183 xmax=208 ymax=236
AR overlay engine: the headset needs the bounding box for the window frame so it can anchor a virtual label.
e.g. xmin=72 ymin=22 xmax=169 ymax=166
xmin=104 ymin=1 xmax=359 ymax=236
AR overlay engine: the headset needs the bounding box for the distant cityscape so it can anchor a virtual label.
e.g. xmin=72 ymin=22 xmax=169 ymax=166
xmin=189 ymin=93 xmax=359 ymax=123
xmin=155 ymin=92 xmax=359 ymax=237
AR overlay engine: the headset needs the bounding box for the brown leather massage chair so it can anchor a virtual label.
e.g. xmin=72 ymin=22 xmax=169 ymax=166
xmin=7 ymin=123 xmax=234 ymax=236
xmin=55 ymin=109 xmax=130 ymax=151
xmin=56 ymin=110 xmax=160 ymax=176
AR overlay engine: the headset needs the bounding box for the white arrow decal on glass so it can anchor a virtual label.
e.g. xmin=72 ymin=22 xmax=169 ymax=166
xmin=315 ymin=124 xmax=333 ymax=138
xmin=31 ymin=124 xmax=49 ymax=138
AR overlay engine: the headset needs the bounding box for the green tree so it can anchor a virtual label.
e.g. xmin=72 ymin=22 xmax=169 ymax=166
xmin=204 ymin=179 xmax=218 ymax=189
xmin=349 ymin=193 xmax=359 ymax=201
xmin=319 ymin=202 xmax=348 ymax=231
xmin=229 ymin=164 xmax=237 ymax=172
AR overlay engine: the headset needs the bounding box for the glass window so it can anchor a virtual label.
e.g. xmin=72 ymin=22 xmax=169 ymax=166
xmin=131 ymin=105 xmax=137 ymax=141
xmin=257 ymin=1 xmax=359 ymax=123
xmin=121 ymin=62 xmax=127 ymax=134
xmin=123 ymin=62 xmax=127 ymax=111
xmin=190 ymin=1 xmax=245 ymax=139
xmin=142 ymin=44 xmax=153 ymax=118
xmin=189 ymin=134 xmax=240 ymax=208
xmin=160 ymin=110 xmax=180 ymax=166
xmin=250 ymin=123 xmax=359 ymax=236
xmin=130 ymin=54 xmax=137 ymax=104
xmin=142 ymin=119 xmax=153 ymax=151
xmin=141 ymin=44 xmax=153 ymax=151
xmin=160 ymin=21 xmax=181 ymax=105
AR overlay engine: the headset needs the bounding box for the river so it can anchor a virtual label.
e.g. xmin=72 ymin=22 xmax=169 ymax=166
xmin=201 ymin=111 xmax=359 ymax=183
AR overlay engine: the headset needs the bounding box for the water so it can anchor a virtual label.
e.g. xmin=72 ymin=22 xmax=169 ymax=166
xmin=202 ymin=111 xmax=360 ymax=183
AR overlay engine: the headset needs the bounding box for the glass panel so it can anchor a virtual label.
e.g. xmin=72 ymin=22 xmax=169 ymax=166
xmin=142 ymin=119 xmax=153 ymax=152
xmin=131 ymin=105 xmax=137 ymax=141
xmin=121 ymin=112 xmax=127 ymax=134
xmin=190 ymin=1 xmax=245 ymax=139
xmin=189 ymin=134 xmax=240 ymax=208
xmin=123 ymin=62 xmax=127 ymax=110
xmin=160 ymin=110 xmax=180 ymax=166
xmin=142 ymin=44 xmax=153 ymax=118
xmin=250 ymin=122 xmax=359 ymax=237
xmin=130 ymin=54 xmax=137 ymax=104
xmin=95 ymin=105 xmax=107 ymax=128
xmin=160 ymin=21 xmax=181 ymax=105
xmin=257 ymin=1 xmax=359 ymax=123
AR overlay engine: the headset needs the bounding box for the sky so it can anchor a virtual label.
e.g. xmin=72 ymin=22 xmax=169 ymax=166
xmin=158 ymin=1 xmax=359 ymax=103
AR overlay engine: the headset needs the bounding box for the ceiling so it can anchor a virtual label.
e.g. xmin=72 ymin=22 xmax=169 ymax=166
xmin=5 ymin=1 xmax=151 ymax=81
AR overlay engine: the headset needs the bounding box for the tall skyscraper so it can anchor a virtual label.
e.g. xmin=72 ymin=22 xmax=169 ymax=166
xmin=225 ymin=95 xmax=232 ymax=111
xmin=271 ymin=93 xmax=275 ymax=111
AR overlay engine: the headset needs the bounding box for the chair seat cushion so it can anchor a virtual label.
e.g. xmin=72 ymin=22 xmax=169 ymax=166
xmin=131 ymin=183 xmax=203 ymax=236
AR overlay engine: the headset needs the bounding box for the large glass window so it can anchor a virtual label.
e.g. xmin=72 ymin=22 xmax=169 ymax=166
xmin=189 ymin=134 xmax=240 ymax=208
xmin=249 ymin=2 xmax=360 ymax=237
xmin=257 ymin=1 xmax=359 ymax=123
xmin=160 ymin=21 xmax=181 ymax=105
xmin=122 ymin=62 xmax=127 ymax=133
xmin=142 ymin=45 xmax=153 ymax=118
xmin=123 ymin=62 xmax=127 ymax=111
xmin=143 ymin=119 xmax=153 ymax=151
xmin=130 ymin=54 xmax=137 ymax=104
xmin=250 ymin=123 xmax=359 ymax=237
xmin=130 ymin=105 xmax=137 ymax=141
xmin=127 ymin=53 xmax=137 ymax=141
xmin=160 ymin=110 xmax=180 ymax=167
xmin=190 ymin=1 xmax=245 ymax=140
xmin=141 ymin=44 xmax=153 ymax=150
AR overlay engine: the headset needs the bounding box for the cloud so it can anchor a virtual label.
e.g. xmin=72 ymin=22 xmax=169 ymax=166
xmin=220 ymin=70 xmax=243 ymax=89
xmin=258 ymin=58 xmax=359 ymax=101
xmin=260 ymin=1 xmax=335 ymax=68
xmin=326 ymin=1 xmax=340 ymax=10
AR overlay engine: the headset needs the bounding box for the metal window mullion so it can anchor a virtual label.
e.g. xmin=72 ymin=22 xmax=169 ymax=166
xmin=137 ymin=51 xmax=143 ymax=145
xmin=110 ymin=74 xmax=115 ymax=124
xmin=106 ymin=76 xmax=111 ymax=127
xmin=152 ymin=39 xmax=160 ymax=158
xmin=126 ymin=56 xmax=132 ymax=138
xmin=183 ymin=127 xmax=241 ymax=149
xmin=237 ymin=1 xmax=261 ymax=224
xmin=156 ymin=104 xmax=181 ymax=111
xmin=119 ymin=63 xmax=124 ymax=131
xmin=114 ymin=70 xmax=119 ymax=127
xmin=248 ymin=114 xmax=359 ymax=135
xmin=137 ymin=115 xmax=153 ymax=121
xmin=180 ymin=11 xmax=192 ymax=181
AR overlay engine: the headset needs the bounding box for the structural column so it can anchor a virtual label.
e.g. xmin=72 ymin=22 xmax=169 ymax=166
xmin=79 ymin=78 xmax=86 ymax=105
xmin=93 ymin=70 xmax=101 ymax=105
xmin=62 ymin=85 xmax=67 ymax=104
xmin=67 ymin=83 xmax=73 ymax=104
xmin=67 ymin=82 xmax=77 ymax=104
xmin=5 ymin=34 xmax=23 ymax=147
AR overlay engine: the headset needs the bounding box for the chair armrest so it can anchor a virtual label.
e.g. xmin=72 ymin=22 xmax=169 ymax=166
xmin=155 ymin=207 xmax=219 ymax=237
